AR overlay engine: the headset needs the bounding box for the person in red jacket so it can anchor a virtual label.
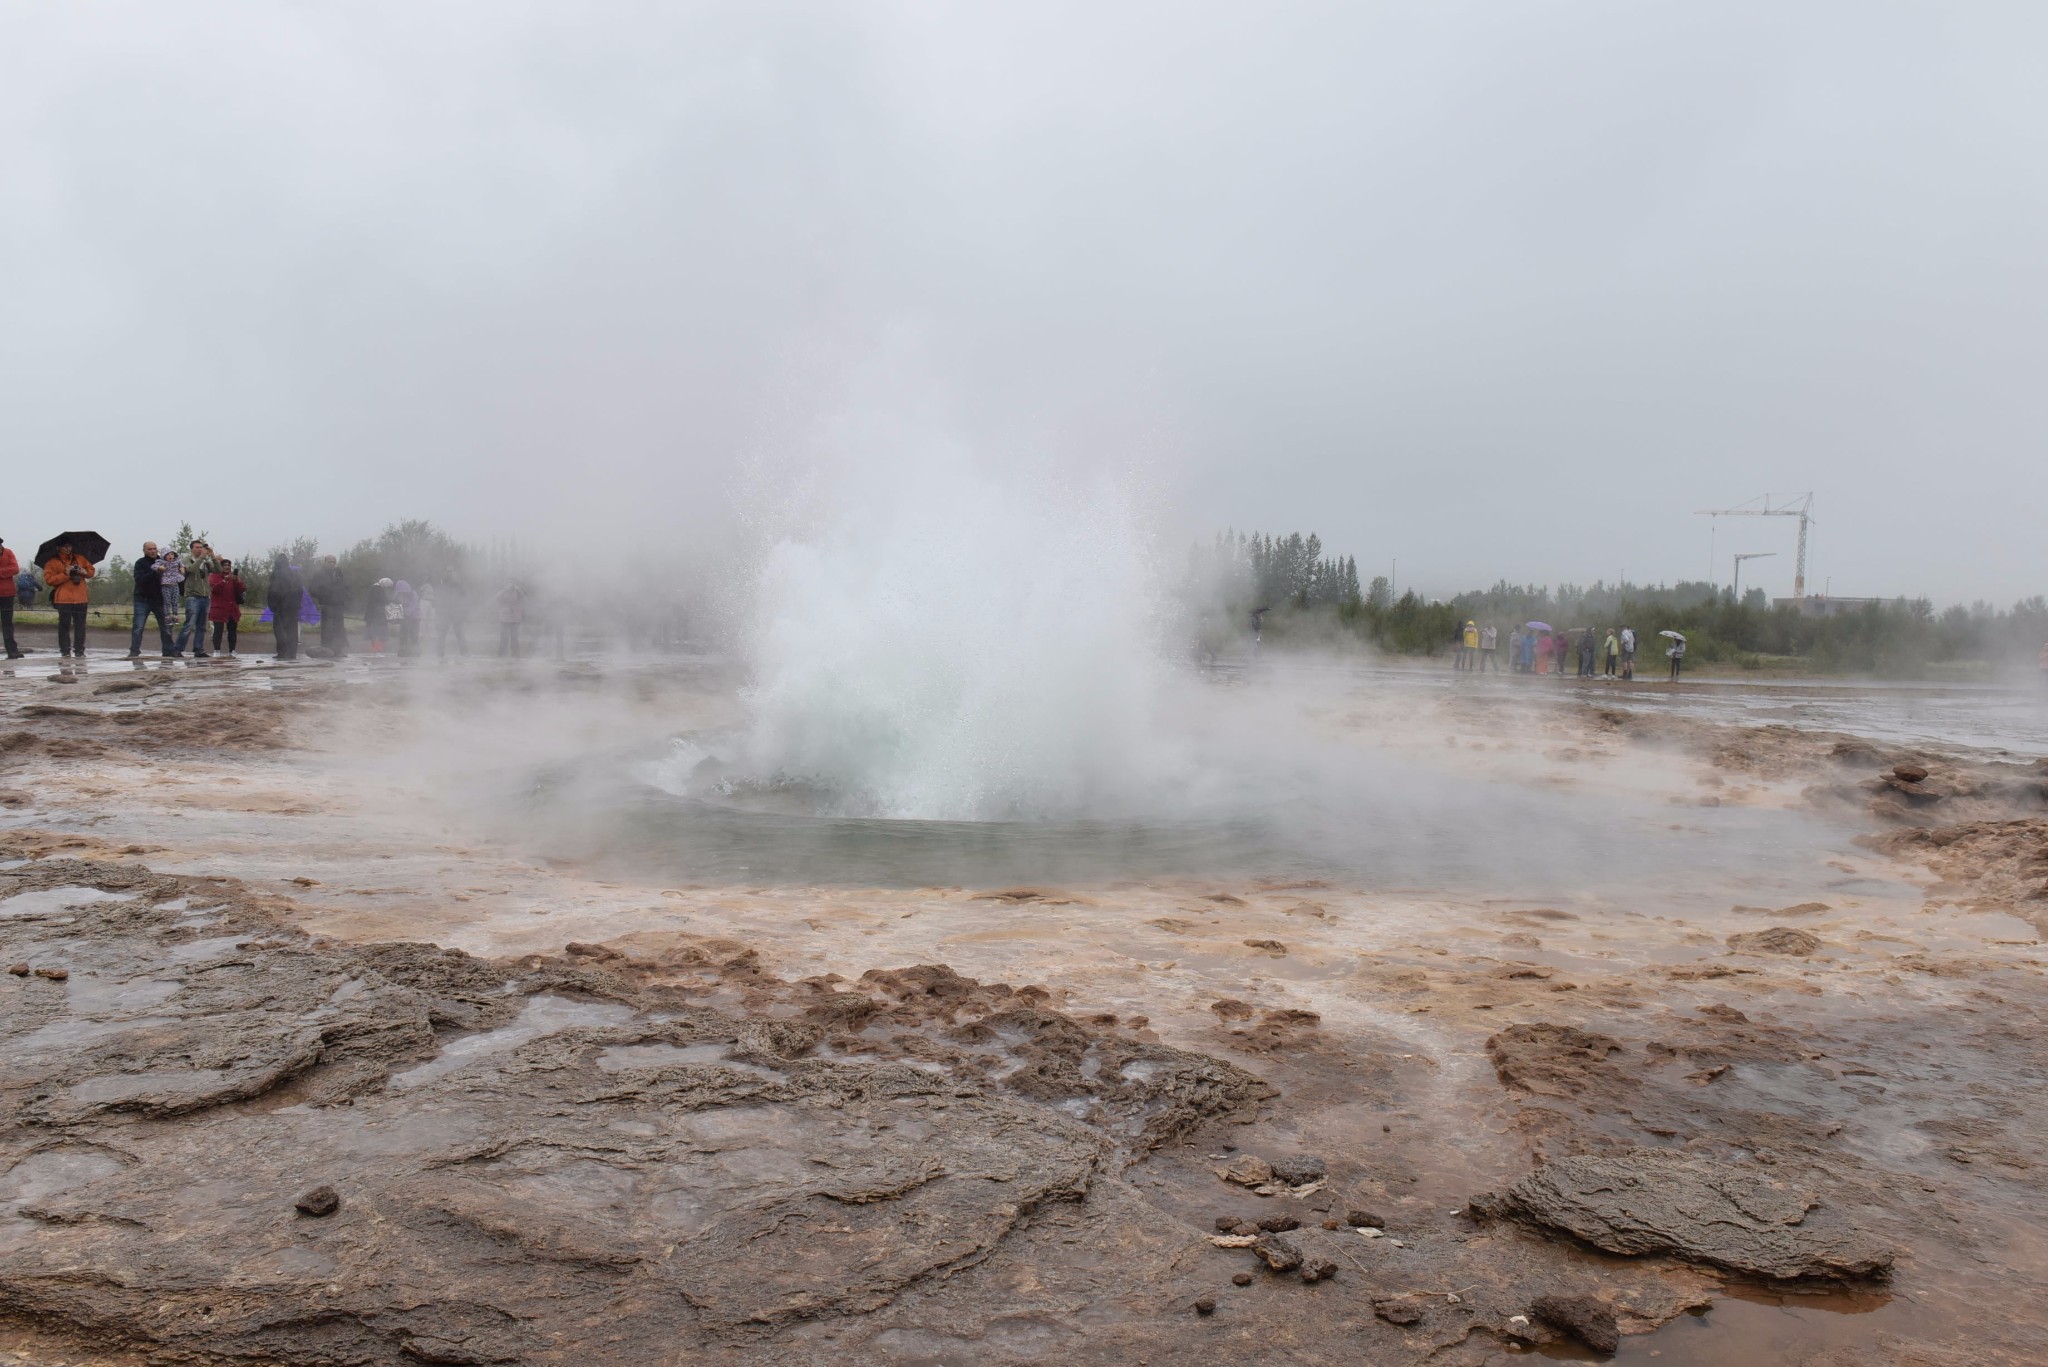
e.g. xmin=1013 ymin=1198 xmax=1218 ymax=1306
xmin=208 ymin=559 xmax=247 ymax=655
xmin=0 ymin=538 xmax=19 ymax=658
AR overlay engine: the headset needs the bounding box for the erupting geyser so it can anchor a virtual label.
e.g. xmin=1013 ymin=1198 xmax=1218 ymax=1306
xmin=726 ymin=458 xmax=1189 ymax=821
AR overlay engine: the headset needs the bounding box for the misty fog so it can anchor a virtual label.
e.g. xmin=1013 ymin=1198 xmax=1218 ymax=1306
xmin=3 ymin=1 xmax=2044 ymax=602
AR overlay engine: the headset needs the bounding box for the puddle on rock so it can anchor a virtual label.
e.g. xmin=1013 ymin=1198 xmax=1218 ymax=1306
xmin=0 ymin=886 xmax=138 ymax=919
xmin=389 ymin=994 xmax=638 ymax=1090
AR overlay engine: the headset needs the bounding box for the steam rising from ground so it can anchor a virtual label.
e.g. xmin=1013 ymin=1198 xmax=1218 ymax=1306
xmin=729 ymin=460 xmax=1188 ymax=821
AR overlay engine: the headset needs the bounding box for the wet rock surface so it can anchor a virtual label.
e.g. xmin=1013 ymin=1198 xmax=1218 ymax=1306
xmin=0 ymin=862 xmax=1177 ymax=1362
xmin=0 ymin=856 xmax=1754 ymax=1366
xmin=1483 ymin=1149 xmax=1894 ymax=1281
xmin=9 ymin=669 xmax=2048 ymax=1363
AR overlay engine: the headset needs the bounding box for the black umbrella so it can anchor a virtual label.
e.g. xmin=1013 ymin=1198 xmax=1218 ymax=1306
xmin=33 ymin=531 xmax=111 ymax=566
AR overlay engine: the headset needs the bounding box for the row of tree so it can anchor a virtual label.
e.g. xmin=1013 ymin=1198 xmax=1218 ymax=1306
xmin=1190 ymin=531 xmax=1362 ymax=610
xmin=1193 ymin=534 xmax=2048 ymax=675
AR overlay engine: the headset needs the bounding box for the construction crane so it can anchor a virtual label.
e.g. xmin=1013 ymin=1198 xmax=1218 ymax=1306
xmin=1698 ymin=493 xmax=1814 ymax=598
xmin=1731 ymin=552 xmax=1775 ymax=600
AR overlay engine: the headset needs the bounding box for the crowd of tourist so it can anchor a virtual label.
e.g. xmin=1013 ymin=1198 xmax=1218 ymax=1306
xmin=1453 ymin=620 xmax=1686 ymax=681
xmin=3 ymin=534 xmax=543 ymax=663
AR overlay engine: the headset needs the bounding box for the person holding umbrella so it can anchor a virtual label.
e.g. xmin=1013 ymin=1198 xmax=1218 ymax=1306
xmin=38 ymin=532 xmax=105 ymax=659
xmin=1663 ymin=630 xmax=1687 ymax=680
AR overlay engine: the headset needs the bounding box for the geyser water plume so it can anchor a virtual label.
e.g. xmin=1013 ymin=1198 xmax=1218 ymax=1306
xmin=734 ymin=459 xmax=1185 ymax=821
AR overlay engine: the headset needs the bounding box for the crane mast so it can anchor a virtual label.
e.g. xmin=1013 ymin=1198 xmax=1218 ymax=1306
xmin=1696 ymin=493 xmax=1814 ymax=599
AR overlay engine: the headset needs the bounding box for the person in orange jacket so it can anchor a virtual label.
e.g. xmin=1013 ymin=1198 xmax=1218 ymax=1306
xmin=0 ymin=538 xmax=19 ymax=658
xmin=43 ymin=540 xmax=96 ymax=658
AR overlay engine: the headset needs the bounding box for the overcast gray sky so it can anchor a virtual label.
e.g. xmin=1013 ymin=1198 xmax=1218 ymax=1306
xmin=2 ymin=2 xmax=2042 ymax=602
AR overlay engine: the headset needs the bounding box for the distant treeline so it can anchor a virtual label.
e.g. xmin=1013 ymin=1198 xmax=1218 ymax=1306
xmin=1191 ymin=531 xmax=1362 ymax=610
xmin=1195 ymin=534 xmax=2048 ymax=675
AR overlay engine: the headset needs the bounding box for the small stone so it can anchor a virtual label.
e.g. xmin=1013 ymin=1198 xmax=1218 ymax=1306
xmin=1209 ymin=998 xmax=1255 ymax=1021
xmin=6 ymin=963 xmax=27 ymax=976
xmin=1193 ymin=1297 xmax=1216 ymax=1316
xmin=1214 ymin=1154 xmax=1273 ymax=1187
xmin=1214 ymin=1215 xmax=1241 ymax=1233
xmin=1345 ymin=1209 xmax=1385 ymax=1229
xmin=1299 ymin=1257 xmax=1338 ymax=1283
xmin=1251 ymin=1233 xmax=1302 ymax=1272
xmin=1256 ymin=1214 xmax=1300 ymax=1233
xmin=1892 ymin=763 xmax=1929 ymax=783
xmin=1232 ymin=1221 xmax=1259 ymax=1237
xmin=1530 ymin=1294 xmax=1619 ymax=1355
xmin=1374 ymin=1298 xmax=1423 ymax=1326
xmin=1321 ymin=1218 xmax=1342 ymax=1231
xmin=32 ymin=967 xmax=68 ymax=981
xmin=1231 ymin=1272 xmax=1253 ymax=1287
xmin=1267 ymin=1154 xmax=1326 ymax=1185
xmin=1242 ymin=938 xmax=1286 ymax=953
xmin=294 ymin=1184 xmax=340 ymax=1217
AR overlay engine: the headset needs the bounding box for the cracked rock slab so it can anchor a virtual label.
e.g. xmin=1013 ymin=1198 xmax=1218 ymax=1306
xmin=1481 ymin=1149 xmax=1893 ymax=1281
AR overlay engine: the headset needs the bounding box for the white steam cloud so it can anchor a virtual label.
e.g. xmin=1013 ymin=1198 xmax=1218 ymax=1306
xmin=735 ymin=454 xmax=1182 ymax=821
